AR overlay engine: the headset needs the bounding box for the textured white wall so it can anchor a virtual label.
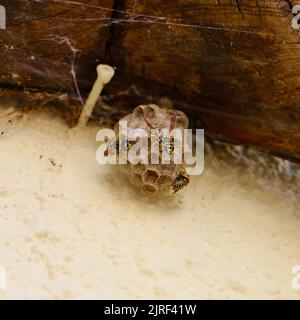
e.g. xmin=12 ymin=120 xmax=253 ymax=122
xmin=0 ymin=110 xmax=299 ymax=299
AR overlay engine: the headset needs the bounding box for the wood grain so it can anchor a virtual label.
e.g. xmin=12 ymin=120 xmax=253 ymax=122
xmin=0 ymin=0 xmax=113 ymax=95
xmin=107 ymin=0 xmax=300 ymax=161
xmin=0 ymin=0 xmax=300 ymax=161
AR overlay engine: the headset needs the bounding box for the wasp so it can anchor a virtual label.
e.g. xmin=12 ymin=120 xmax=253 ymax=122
xmin=148 ymin=114 xmax=177 ymax=155
xmin=108 ymin=136 xmax=136 ymax=156
xmin=159 ymin=136 xmax=175 ymax=154
xmin=172 ymin=170 xmax=190 ymax=194
xmin=161 ymin=114 xmax=177 ymax=155
xmin=115 ymin=139 xmax=134 ymax=153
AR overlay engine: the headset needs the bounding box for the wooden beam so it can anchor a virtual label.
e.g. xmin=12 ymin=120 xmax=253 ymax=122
xmin=0 ymin=0 xmax=300 ymax=161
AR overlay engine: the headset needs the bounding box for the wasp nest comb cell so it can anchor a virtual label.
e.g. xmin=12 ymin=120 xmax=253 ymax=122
xmin=110 ymin=104 xmax=190 ymax=197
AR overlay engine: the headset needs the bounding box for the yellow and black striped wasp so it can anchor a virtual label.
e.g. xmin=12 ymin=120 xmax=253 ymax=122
xmin=172 ymin=170 xmax=190 ymax=194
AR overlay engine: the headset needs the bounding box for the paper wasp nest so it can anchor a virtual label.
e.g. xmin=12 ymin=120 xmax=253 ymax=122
xmin=111 ymin=104 xmax=190 ymax=196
